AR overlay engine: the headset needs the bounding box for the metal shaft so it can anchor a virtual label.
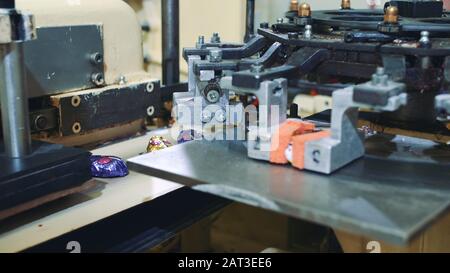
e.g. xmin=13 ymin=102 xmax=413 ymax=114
xmin=244 ymin=0 xmax=255 ymax=42
xmin=162 ymin=0 xmax=180 ymax=86
xmin=0 ymin=42 xmax=32 ymax=158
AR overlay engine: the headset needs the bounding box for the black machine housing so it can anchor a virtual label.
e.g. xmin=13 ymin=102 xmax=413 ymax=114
xmin=183 ymin=0 xmax=450 ymax=136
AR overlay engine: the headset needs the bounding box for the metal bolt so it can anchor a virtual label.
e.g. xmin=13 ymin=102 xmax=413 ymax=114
xmin=209 ymin=49 xmax=223 ymax=63
xmin=376 ymin=67 xmax=385 ymax=75
xmin=304 ymin=25 xmax=312 ymax=39
xmin=290 ymin=0 xmax=299 ymax=11
xmin=419 ymin=31 xmax=431 ymax=48
xmin=90 ymin=52 xmax=103 ymax=65
xmin=196 ymin=35 xmax=205 ymax=49
xmin=72 ymin=122 xmax=82 ymax=134
xmin=147 ymin=106 xmax=155 ymax=117
xmin=118 ymin=75 xmax=127 ymax=85
xmin=384 ymin=5 xmax=399 ymax=24
xmin=215 ymin=109 xmax=227 ymax=123
xmin=146 ymin=82 xmax=155 ymax=93
xmin=201 ymin=110 xmax=213 ymax=123
xmin=298 ymin=2 xmax=312 ymax=17
xmin=206 ymin=89 xmax=221 ymax=103
xmin=71 ymin=95 xmax=81 ymax=107
xmin=341 ymin=0 xmax=351 ymax=10
xmin=91 ymin=73 xmax=105 ymax=86
xmin=34 ymin=115 xmax=47 ymax=130
xmin=372 ymin=67 xmax=385 ymax=85
xmin=210 ymin=32 xmax=221 ymax=43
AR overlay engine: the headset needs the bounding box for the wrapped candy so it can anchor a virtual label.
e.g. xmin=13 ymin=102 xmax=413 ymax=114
xmin=146 ymin=136 xmax=172 ymax=153
xmin=177 ymin=129 xmax=201 ymax=144
xmin=90 ymin=155 xmax=129 ymax=178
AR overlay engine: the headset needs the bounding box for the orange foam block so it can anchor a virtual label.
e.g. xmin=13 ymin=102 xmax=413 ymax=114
xmin=291 ymin=130 xmax=330 ymax=170
xmin=270 ymin=120 xmax=315 ymax=164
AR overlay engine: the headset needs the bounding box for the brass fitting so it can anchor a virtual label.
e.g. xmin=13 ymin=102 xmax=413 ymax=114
xmin=341 ymin=0 xmax=351 ymax=10
xmin=384 ymin=6 xmax=399 ymax=24
xmin=298 ymin=2 xmax=311 ymax=17
xmin=290 ymin=0 xmax=299 ymax=11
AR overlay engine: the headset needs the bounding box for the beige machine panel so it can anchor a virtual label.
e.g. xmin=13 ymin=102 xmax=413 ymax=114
xmin=127 ymin=0 xmax=246 ymax=78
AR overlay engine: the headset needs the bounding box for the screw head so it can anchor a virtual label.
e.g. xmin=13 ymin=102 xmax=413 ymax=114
xmin=118 ymin=75 xmax=127 ymax=85
xmin=91 ymin=73 xmax=105 ymax=86
xmin=35 ymin=115 xmax=47 ymax=130
xmin=90 ymin=52 xmax=103 ymax=65
xmin=206 ymin=89 xmax=221 ymax=103
xmin=201 ymin=110 xmax=213 ymax=123
xmin=419 ymin=31 xmax=431 ymax=48
xmin=215 ymin=109 xmax=227 ymax=123
xmin=209 ymin=49 xmax=222 ymax=63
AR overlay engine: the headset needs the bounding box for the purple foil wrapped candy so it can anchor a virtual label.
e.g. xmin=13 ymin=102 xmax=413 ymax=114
xmin=90 ymin=155 xmax=129 ymax=178
xmin=177 ymin=130 xmax=201 ymax=144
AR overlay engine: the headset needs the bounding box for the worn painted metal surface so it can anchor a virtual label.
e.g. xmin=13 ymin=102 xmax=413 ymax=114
xmin=128 ymin=136 xmax=450 ymax=245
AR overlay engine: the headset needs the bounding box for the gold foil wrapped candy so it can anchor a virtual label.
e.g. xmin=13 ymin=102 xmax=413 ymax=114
xmin=146 ymin=136 xmax=172 ymax=153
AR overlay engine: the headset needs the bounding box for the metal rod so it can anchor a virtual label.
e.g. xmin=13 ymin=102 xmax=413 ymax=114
xmin=0 ymin=42 xmax=32 ymax=158
xmin=244 ymin=0 xmax=256 ymax=42
xmin=161 ymin=0 xmax=180 ymax=86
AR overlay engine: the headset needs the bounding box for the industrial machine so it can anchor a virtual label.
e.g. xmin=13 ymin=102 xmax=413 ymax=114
xmin=174 ymin=0 xmax=450 ymax=174
xmin=0 ymin=0 xmax=161 ymax=213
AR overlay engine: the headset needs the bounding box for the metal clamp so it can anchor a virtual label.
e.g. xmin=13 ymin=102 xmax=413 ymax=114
xmin=304 ymin=72 xmax=407 ymax=174
xmin=221 ymin=77 xmax=288 ymax=161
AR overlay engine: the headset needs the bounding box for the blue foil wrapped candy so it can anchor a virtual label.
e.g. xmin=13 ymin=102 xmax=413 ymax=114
xmin=90 ymin=155 xmax=129 ymax=178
